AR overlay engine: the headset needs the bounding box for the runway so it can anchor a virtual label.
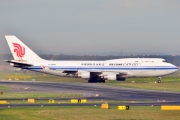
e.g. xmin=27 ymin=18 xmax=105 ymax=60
xmin=1 ymin=80 xmax=180 ymax=106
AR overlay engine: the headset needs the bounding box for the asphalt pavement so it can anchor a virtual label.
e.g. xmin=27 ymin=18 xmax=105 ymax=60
xmin=1 ymin=80 xmax=180 ymax=106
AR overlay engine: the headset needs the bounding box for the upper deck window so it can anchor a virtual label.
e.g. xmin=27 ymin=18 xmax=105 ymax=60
xmin=144 ymin=61 xmax=154 ymax=63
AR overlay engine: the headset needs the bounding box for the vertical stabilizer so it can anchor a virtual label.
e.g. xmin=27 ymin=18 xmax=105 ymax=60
xmin=5 ymin=35 xmax=43 ymax=60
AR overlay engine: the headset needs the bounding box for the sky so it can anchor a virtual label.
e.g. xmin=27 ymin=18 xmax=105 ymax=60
xmin=0 ymin=0 xmax=180 ymax=55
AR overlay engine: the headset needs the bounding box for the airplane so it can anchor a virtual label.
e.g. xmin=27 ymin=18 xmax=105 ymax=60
xmin=4 ymin=35 xmax=179 ymax=83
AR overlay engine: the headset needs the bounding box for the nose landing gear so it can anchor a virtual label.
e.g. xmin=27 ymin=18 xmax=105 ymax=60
xmin=157 ymin=77 xmax=162 ymax=83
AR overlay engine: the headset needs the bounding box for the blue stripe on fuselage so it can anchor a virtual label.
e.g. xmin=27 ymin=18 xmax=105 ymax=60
xmin=26 ymin=66 xmax=178 ymax=71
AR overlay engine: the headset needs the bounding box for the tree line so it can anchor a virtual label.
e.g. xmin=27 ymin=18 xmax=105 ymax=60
xmin=0 ymin=54 xmax=180 ymax=66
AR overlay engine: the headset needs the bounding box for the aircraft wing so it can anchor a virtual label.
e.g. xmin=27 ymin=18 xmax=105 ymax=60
xmin=77 ymin=70 xmax=129 ymax=76
xmin=62 ymin=69 xmax=129 ymax=76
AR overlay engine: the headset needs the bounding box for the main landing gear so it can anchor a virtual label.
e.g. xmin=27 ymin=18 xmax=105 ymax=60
xmin=88 ymin=75 xmax=105 ymax=83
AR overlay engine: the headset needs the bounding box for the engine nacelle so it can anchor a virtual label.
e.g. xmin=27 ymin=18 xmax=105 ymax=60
xmin=104 ymin=74 xmax=126 ymax=81
xmin=104 ymin=74 xmax=117 ymax=80
xmin=79 ymin=72 xmax=90 ymax=79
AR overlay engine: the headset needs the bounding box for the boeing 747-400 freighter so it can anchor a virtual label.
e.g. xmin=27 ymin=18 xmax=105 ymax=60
xmin=4 ymin=36 xmax=179 ymax=83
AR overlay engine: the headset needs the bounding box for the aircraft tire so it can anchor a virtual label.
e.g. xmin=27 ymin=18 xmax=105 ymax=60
xmin=157 ymin=80 xmax=161 ymax=83
xmin=88 ymin=76 xmax=105 ymax=83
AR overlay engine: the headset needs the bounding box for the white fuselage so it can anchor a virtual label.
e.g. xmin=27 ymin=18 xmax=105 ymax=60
xmin=24 ymin=58 xmax=178 ymax=79
xmin=5 ymin=36 xmax=178 ymax=81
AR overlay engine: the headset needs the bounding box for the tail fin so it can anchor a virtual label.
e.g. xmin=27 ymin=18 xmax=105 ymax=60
xmin=5 ymin=35 xmax=43 ymax=60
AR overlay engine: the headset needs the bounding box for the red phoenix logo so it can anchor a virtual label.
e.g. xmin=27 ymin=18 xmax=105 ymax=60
xmin=13 ymin=43 xmax=25 ymax=58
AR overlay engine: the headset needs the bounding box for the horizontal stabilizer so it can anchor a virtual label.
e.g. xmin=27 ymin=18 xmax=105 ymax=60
xmin=4 ymin=60 xmax=33 ymax=66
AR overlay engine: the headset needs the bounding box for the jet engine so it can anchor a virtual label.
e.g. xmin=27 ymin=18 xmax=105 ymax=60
xmin=78 ymin=71 xmax=90 ymax=79
xmin=104 ymin=73 xmax=126 ymax=81
xmin=105 ymin=74 xmax=117 ymax=80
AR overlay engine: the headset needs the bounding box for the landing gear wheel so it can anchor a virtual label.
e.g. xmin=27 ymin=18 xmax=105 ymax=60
xmin=88 ymin=79 xmax=97 ymax=83
xmin=157 ymin=80 xmax=161 ymax=83
xmin=88 ymin=75 xmax=98 ymax=83
xmin=157 ymin=77 xmax=162 ymax=83
xmin=97 ymin=78 xmax=105 ymax=83
xmin=88 ymin=75 xmax=105 ymax=83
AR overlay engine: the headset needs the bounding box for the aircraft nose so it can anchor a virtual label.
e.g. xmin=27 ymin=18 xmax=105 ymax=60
xmin=175 ymin=66 xmax=179 ymax=71
xmin=171 ymin=64 xmax=179 ymax=72
xmin=166 ymin=63 xmax=179 ymax=75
